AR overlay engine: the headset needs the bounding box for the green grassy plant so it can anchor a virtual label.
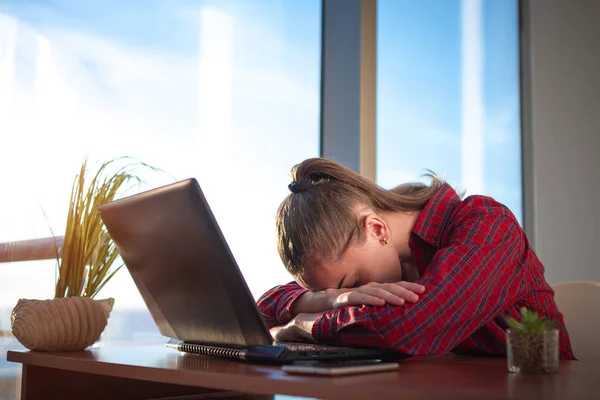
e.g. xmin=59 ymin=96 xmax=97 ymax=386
xmin=54 ymin=157 xmax=159 ymax=298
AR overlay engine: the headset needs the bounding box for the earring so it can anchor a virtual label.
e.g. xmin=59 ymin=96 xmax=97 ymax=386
xmin=382 ymin=238 xmax=388 ymax=245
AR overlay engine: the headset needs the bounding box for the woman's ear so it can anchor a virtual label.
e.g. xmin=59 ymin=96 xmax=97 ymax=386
xmin=363 ymin=214 xmax=389 ymax=244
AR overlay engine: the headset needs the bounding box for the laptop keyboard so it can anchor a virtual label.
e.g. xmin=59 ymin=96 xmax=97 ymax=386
xmin=275 ymin=341 xmax=346 ymax=351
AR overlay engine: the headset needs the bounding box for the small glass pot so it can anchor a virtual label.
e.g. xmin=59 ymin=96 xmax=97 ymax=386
xmin=507 ymin=329 xmax=559 ymax=373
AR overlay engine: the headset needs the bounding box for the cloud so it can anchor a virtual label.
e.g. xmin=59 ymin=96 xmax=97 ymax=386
xmin=0 ymin=4 xmax=321 ymax=303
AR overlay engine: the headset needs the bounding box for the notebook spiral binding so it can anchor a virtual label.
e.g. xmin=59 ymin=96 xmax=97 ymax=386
xmin=180 ymin=342 xmax=245 ymax=360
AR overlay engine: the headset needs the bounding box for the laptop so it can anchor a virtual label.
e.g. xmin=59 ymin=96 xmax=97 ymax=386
xmin=98 ymin=178 xmax=394 ymax=364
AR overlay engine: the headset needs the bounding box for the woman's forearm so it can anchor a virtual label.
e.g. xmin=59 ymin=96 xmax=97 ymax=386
xmin=290 ymin=291 xmax=333 ymax=315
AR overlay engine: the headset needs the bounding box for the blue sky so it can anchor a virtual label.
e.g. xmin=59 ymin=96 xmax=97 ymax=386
xmin=377 ymin=0 xmax=521 ymax=221
xmin=0 ymin=0 xmax=321 ymax=307
xmin=0 ymin=0 xmax=521 ymax=319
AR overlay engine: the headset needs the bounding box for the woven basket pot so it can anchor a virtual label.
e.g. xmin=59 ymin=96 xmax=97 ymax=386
xmin=11 ymin=297 xmax=114 ymax=351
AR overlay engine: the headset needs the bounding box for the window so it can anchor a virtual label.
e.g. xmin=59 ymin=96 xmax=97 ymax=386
xmin=376 ymin=0 xmax=522 ymax=223
xmin=0 ymin=0 xmax=320 ymax=345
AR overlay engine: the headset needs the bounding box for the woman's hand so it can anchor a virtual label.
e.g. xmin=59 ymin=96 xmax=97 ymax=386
xmin=270 ymin=313 xmax=320 ymax=342
xmin=290 ymin=281 xmax=425 ymax=314
xmin=330 ymin=281 xmax=425 ymax=308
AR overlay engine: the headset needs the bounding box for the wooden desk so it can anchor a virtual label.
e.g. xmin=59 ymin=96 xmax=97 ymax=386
xmin=6 ymin=346 xmax=600 ymax=400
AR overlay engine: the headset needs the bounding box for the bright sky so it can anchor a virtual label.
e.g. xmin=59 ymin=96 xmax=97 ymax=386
xmin=0 ymin=0 xmax=520 ymax=336
xmin=377 ymin=0 xmax=521 ymax=218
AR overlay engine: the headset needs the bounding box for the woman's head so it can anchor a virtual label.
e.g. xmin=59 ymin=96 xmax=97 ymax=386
xmin=276 ymin=158 xmax=444 ymax=291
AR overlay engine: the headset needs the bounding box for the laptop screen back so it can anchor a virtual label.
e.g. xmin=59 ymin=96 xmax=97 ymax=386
xmin=98 ymin=179 xmax=273 ymax=348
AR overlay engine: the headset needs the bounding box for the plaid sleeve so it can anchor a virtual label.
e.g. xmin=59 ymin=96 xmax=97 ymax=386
xmin=312 ymin=213 xmax=529 ymax=355
xmin=256 ymin=282 xmax=308 ymax=328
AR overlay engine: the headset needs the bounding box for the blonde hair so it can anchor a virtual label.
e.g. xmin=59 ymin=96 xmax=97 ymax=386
xmin=276 ymin=158 xmax=445 ymax=277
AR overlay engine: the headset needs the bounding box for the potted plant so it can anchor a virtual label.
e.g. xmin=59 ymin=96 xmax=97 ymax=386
xmin=506 ymin=307 xmax=559 ymax=373
xmin=11 ymin=157 xmax=155 ymax=351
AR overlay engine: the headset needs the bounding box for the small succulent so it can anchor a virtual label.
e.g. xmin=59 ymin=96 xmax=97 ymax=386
xmin=507 ymin=307 xmax=557 ymax=334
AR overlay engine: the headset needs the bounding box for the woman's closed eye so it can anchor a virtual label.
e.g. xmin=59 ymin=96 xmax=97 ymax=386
xmin=346 ymin=278 xmax=362 ymax=289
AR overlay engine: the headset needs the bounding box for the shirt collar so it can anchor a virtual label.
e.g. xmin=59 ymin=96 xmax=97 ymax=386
xmin=411 ymin=184 xmax=462 ymax=248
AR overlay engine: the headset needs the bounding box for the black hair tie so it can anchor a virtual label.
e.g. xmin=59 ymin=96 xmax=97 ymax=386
xmin=288 ymin=180 xmax=313 ymax=193
xmin=288 ymin=173 xmax=333 ymax=194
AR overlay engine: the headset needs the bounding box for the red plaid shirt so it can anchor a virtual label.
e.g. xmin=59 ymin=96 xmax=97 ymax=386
xmin=257 ymin=185 xmax=575 ymax=359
